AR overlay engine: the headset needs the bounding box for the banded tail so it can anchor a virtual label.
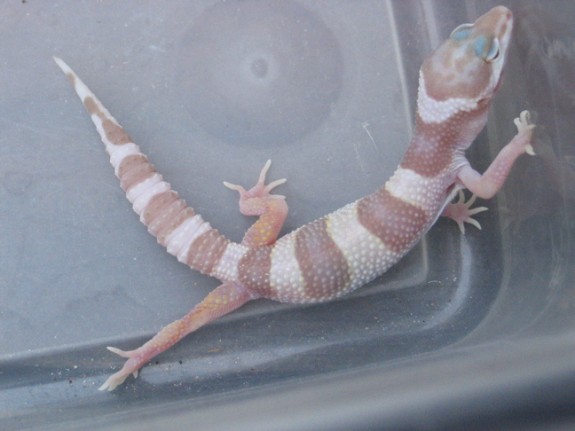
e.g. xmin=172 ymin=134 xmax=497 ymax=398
xmin=53 ymin=57 xmax=246 ymax=283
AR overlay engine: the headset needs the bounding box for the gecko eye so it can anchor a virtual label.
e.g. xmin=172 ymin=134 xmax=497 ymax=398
xmin=484 ymin=38 xmax=501 ymax=62
xmin=474 ymin=36 xmax=501 ymax=62
xmin=450 ymin=23 xmax=473 ymax=41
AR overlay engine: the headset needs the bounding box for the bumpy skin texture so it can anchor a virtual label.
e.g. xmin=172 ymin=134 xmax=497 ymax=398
xmin=54 ymin=6 xmax=535 ymax=391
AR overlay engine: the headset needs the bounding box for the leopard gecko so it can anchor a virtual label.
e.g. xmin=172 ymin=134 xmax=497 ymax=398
xmin=54 ymin=5 xmax=534 ymax=391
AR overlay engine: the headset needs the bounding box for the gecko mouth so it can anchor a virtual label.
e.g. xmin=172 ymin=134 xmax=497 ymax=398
xmin=176 ymin=0 xmax=344 ymax=147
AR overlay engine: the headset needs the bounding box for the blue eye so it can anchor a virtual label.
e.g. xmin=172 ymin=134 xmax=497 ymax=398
xmin=450 ymin=23 xmax=473 ymax=41
xmin=474 ymin=36 xmax=501 ymax=62
xmin=485 ymin=38 xmax=501 ymax=61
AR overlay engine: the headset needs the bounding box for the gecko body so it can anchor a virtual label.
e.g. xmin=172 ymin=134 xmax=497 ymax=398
xmin=54 ymin=6 xmax=534 ymax=391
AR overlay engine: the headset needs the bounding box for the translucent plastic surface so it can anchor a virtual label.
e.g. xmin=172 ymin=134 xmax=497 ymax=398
xmin=1 ymin=1 xmax=574 ymax=430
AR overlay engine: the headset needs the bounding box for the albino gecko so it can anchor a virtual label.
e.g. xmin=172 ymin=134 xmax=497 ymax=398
xmin=54 ymin=5 xmax=534 ymax=391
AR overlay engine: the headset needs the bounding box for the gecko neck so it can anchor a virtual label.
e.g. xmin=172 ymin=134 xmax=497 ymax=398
xmin=401 ymin=104 xmax=490 ymax=178
xmin=370 ymin=102 xmax=491 ymax=249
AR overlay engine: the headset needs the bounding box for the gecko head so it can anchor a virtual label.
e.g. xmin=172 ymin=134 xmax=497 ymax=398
xmin=418 ymin=6 xmax=513 ymax=121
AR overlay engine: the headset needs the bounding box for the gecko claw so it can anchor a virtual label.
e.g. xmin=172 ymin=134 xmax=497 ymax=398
xmin=106 ymin=346 xmax=133 ymax=358
xmin=98 ymin=370 xmax=135 ymax=392
xmin=98 ymin=346 xmax=142 ymax=391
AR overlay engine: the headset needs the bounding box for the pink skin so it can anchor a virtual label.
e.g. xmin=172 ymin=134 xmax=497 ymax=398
xmin=457 ymin=111 xmax=536 ymax=199
xmin=99 ymin=161 xmax=288 ymax=391
xmin=442 ymin=111 xmax=535 ymax=233
xmin=223 ymin=159 xmax=288 ymax=248
xmin=442 ymin=191 xmax=488 ymax=234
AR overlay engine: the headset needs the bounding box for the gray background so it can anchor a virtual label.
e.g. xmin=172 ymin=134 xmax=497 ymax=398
xmin=1 ymin=0 xmax=574 ymax=430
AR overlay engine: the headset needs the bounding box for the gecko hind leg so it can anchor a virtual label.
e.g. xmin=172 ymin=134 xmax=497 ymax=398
xmin=99 ymin=281 xmax=255 ymax=391
xmin=100 ymin=161 xmax=289 ymax=391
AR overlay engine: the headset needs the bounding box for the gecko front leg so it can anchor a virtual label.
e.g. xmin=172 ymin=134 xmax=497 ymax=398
xmin=442 ymin=111 xmax=535 ymax=234
xmin=99 ymin=161 xmax=287 ymax=391
xmin=457 ymin=111 xmax=535 ymax=199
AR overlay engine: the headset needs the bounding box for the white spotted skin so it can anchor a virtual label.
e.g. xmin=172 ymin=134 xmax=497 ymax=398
xmin=385 ymin=167 xmax=452 ymax=216
xmin=108 ymin=143 xmax=141 ymax=176
xmin=213 ymin=243 xmax=249 ymax=282
xmin=417 ymin=72 xmax=478 ymax=124
xmin=164 ymin=214 xmax=211 ymax=260
xmin=126 ymin=173 xmax=163 ymax=204
xmin=269 ymin=234 xmax=305 ymax=302
xmin=326 ymin=203 xmax=401 ymax=291
xmin=133 ymin=180 xmax=171 ymax=216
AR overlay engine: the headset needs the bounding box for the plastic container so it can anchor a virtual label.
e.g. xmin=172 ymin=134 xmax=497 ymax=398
xmin=1 ymin=1 xmax=574 ymax=429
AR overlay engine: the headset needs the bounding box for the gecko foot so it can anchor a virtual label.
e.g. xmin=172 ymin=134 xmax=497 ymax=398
xmin=513 ymin=110 xmax=536 ymax=156
xmin=98 ymin=282 xmax=254 ymax=391
xmin=442 ymin=191 xmax=488 ymax=234
xmin=223 ymin=160 xmax=287 ymax=216
xmin=98 ymin=346 xmax=142 ymax=391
